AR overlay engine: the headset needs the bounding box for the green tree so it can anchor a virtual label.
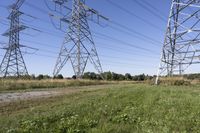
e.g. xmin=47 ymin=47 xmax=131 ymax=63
xmin=112 ymin=72 xmax=119 ymax=80
xmin=90 ymin=72 xmax=97 ymax=80
xmin=72 ymin=75 xmax=76 ymax=79
xmin=37 ymin=74 xmax=44 ymax=80
xmin=43 ymin=75 xmax=51 ymax=79
xmin=138 ymin=74 xmax=145 ymax=81
xmin=103 ymin=71 xmax=112 ymax=80
xmin=83 ymin=72 xmax=90 ymax=79
xmin=125 ymin=73 xmax=132 ymax=80
xmin=54 ymin=74 xmax=64 ymax=79
xmin=118 ymin=74 xmax=125 ymax=81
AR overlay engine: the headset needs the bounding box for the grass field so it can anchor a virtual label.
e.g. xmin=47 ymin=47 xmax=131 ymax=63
xmin=1 ymin=83 xmax=200 ymax=133
xmin=0 ymin=79 xmax=124 ymax=92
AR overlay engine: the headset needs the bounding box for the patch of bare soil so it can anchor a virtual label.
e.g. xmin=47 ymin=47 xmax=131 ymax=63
xmin=0 ymin=91 xmax=61 ymax=103
xmin=0 ymin=85 xmax=107 ymax=104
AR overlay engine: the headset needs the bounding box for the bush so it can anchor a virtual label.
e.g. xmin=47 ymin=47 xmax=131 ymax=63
xmin=36 ymin=74 xmax=44 ymax=80
xmin=54 ymin=74 xmax=64 ymax=79
xmin=159 ymin=79 xmax=191 ymax=86
xmin=174 ymin=80 xmax=191 ymax=86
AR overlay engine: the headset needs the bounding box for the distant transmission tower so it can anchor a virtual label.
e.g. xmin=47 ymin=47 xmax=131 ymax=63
xmin=0 ymin=0 xmax=29 ymax=78
xmin=47 ymin=0 xmax=108 ymax=79
xmin=156 ymin=0 xmax=200 ymax=84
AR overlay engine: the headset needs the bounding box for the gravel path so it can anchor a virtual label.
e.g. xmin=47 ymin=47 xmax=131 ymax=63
xmin=0 ymin=90 xmax=61 ymax=103
xmin=0 ymin=85 xmax=107 ymax=104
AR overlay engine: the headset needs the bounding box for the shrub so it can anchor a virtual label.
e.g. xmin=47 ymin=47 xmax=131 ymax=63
xmin=174 ymin=80 xmax=190 ymax=86
xmin=159 ymin=78 xmax=191 ymax=86
xmin=54 ymin=74 xmax=64 ymax=79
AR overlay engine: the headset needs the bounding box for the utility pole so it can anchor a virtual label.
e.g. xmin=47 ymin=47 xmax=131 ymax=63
xmin=156 ymin=0 xmax=200 ymax=84
xmin=0 ymin=0 xmax=29 ymax=78
xmin=47 ymin=0 xmax=108 ymax=79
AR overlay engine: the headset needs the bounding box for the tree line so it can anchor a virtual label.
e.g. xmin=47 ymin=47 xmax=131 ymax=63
xmin=82 ymin=72 xmax=154 ymax=81
xmin=4 ymin=72 xmax=200 ymax=81
xmin=1 ymin=72 xmax=154 ymax=81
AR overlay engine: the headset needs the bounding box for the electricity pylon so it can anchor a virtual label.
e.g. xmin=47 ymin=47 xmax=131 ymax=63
xmin=156 ymin=0 xmax=200 ymax=84
xmin=0 ymin=0 xmax=29 ymax=77
xmin=48 ymin=0 xmax=108 ymax=79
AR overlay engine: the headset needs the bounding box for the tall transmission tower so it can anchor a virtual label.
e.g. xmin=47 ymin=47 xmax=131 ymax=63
xmin=47 ymin=0 xmax=108 ymax=79
xmin=156 ymin=0 xmax=200 ymax=84
xmin=0 ymin=0 xmax=28 ymax=78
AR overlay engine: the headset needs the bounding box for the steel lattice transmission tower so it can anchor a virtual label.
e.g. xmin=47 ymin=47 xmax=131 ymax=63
xmin=156 ymin=0 xmax=200 ymax=84
xmin=49 ymin=0 xmax=108 ymax=79
xmin=0 ymin=0 xmax=28 ymax=77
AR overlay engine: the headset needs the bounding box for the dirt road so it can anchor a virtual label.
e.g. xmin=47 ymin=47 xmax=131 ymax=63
xmin=0 ymin=85 xmax=109 ymax=104
xmin=0 ymin=91 xmax=61 ymax=103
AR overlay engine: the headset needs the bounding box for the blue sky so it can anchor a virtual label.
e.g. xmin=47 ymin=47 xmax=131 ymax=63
xmin=0 ymin=0 xmax=199 ymax=77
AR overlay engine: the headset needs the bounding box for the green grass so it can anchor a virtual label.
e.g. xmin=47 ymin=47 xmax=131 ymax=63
xmin=1 ymin=84 xmax=200 ymax=133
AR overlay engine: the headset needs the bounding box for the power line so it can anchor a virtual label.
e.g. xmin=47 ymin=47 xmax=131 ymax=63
xmin=29 ymin=52 xmax=157 ymax=69
xmin=22 ymin=1 xmax=162 ymax=48
xmin=23 ymin=28 xmax=159 ymax=55
xmin=106 ymin=0 xmax=164 ymax=31
xmin=19 ymin=17 xmax=160 ymax=55
xmin=0 ymin=2 xmax=160 ymax=63
xmin=131 ymin=0 xmax=166 ymax=22
xmin=95 ymin=41 xmax=159 ymax=58
xmin=108 ymin=20 xmax=162 ymax=44
xmin=21 ymin=30 xmax=158 ymax=58
xmin=18 ymin=34 xmax=160 ymax=63
xmin=22 ymin=39 xmax=60 ymax=49
xmin=21 ymin=38 xmax=159 ymax=60
xmin=0 ymin=0 xmax=161 ymax=73
xmin=20 ymin=22 xmax=160 ymax=57
xmin=22 ymin=22 xmax=64 ymax=38
xmin=98 ymin=47 xmax=158 ymax=59
xmin=142 ymin=0 xmax=167 ymax=17
xmin=93 ymin=31 xmax=160 ymax=54
xmin=0 ymin=15 xmax=59 ymax=39
xmin=19 ymin=21 xmax=160 ymax=56
xmin=108 ymin=24 xmax=160 ymax=47
xmin=0 ymin=43 xmax=160 ymax=69
xmin=25 ymin=1 xmax=49 ymax=14
xmin=10 ymin=33 xmax=159 ymax=61
xmin=2 ymin=2 xmax=163 ymax=49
